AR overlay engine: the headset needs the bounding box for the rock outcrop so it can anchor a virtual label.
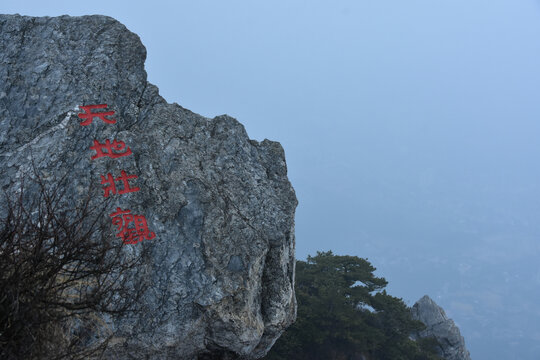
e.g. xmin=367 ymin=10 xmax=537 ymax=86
xmin=0 ymin=14 xmax=297 ymax=359
xmin=411 ymin=295 xmax=471 ymax=360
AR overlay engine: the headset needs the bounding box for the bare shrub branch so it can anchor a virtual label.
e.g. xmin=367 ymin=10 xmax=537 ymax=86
xmin=0 ymin=165 xmax=148 ymax=359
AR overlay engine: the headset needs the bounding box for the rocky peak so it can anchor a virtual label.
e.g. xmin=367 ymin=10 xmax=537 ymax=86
xmin=0 ymin=14 xmax=297 ymax=359
xmin=412 ymin=295 xmax=472 ymax=360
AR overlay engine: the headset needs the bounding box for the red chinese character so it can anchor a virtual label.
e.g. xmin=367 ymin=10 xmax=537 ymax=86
xmin=90 ymin=139 xmax=132 ymax=160
xmin=100 ymin=173 xmax=117 ymax=197
xmin=115 ymin=170 xmax=140 ymax=195
xmin=100 ymin=170 xmax=140 ymax=197
xmin=110 ymin=207 xmax=156 ymax=244
xmin=78 ymin=104 xmax=116 ymax=126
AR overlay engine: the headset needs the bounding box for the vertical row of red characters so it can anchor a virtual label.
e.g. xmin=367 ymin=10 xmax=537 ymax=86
xmin=78 ymin=104 xmax=156 ymax=245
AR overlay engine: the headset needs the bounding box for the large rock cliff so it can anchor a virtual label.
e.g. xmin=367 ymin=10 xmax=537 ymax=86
xmin=411 ymin=295 xmax=472 ymax=360
xmin=0 ymin=14 xmax=297 ymax=359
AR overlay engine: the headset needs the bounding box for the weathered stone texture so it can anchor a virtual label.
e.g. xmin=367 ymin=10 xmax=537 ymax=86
xmin=0 ymin=14 xmax=297 ymax=359
xmin=412 ymin=295 xmax=472 ymax=360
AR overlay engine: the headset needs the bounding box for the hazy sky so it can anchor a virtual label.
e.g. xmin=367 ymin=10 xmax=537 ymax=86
xmin=2 ymin=1 xmax=540 ymax=358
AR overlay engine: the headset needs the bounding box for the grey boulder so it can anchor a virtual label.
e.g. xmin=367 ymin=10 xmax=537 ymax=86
xmin=412 ymin=295 xmax=472 ymax=360
xmin=0 ymin=14 xmax=297 ymax=359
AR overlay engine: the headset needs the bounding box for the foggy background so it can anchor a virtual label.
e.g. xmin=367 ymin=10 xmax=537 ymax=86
xmin=2 ymin=1 xmax=540 ymax=358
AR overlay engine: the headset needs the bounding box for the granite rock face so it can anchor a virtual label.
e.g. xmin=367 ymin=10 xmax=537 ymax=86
xmin=412 ymin=296 xmax=472 ymax=360
xmin=0 ymin=14 xmax=297 ymax=359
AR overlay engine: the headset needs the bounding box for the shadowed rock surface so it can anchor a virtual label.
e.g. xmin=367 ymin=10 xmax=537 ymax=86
xmin=0 ymin=14 xmax=297 ymax=359
xmin=412 ymin=295 xmax=472 ymax=360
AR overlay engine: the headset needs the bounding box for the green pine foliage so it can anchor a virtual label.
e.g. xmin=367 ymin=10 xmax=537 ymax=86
xmin=265 ymin=251 xmax=442 ymax=360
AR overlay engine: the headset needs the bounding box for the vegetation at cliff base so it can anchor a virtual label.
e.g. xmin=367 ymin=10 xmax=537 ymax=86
xmin=0 ymin=170 xmax=147 ymax=360
xmin=265 ymin=251 xmax=442 ymax=360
